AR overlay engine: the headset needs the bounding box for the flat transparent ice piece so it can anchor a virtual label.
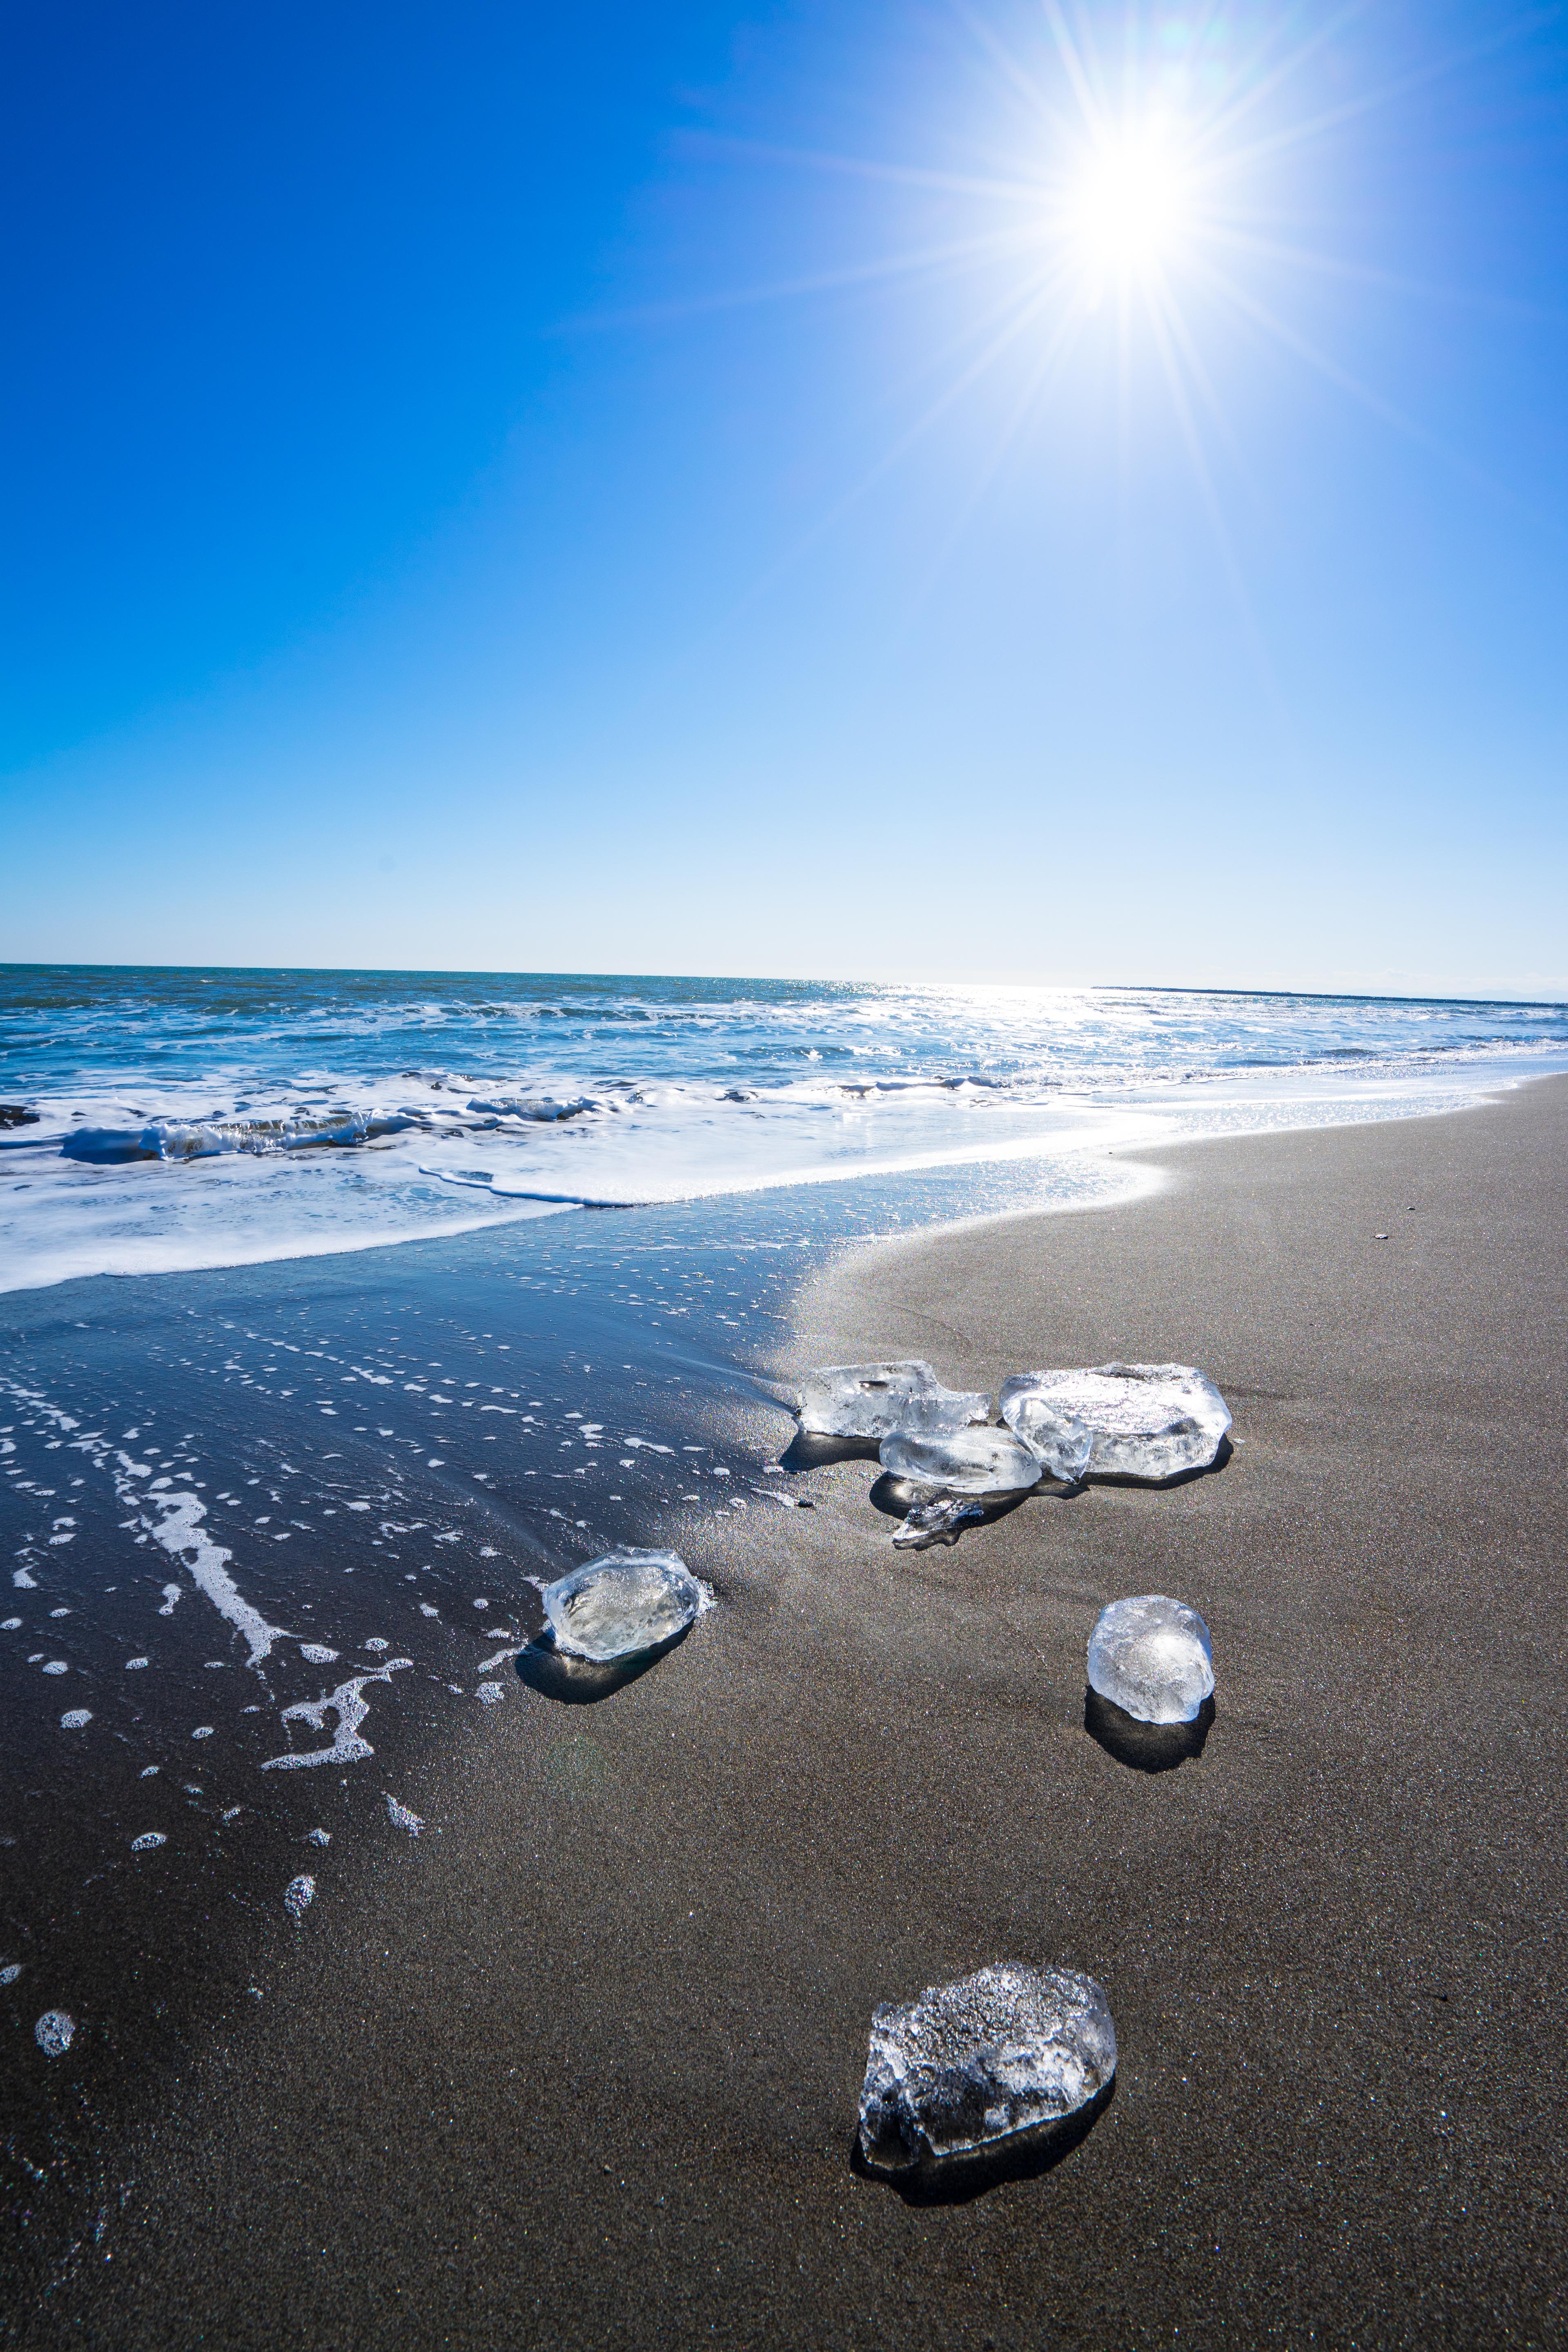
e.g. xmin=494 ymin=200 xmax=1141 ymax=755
xmin=540 ymin=1548 xmax=705 ymax=1664
xmin=879 ymin=1428 xmax=1042 ymax=1496
xmin=880 ymin=1428 xmax=1041 ymax=1549
xmin=796 ymin=1361 xmax=989 ymax=1440
xmin=1087 ymin=1593 xmax=1214 ymax=1724
xmin=858 ymin=1962 xmax=1116 ymax=2177
xmin=1000 ymin=1362 xmax=1231 ymax=1482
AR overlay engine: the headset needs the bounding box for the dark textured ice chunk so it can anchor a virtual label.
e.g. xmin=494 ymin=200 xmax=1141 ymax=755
xmin=858 ymin=1962 xmax=1116 ymax=2177
xmin=1000 ymin=1362 xmax=1231 ymax=1482
xmin=796 ymin=1361 xmax=989 ymax=1440
xmin=540 ymin=1548 xmax=706 ymax=1664
xmin=1087 ymin=1592 xmax=1214 ymax=1724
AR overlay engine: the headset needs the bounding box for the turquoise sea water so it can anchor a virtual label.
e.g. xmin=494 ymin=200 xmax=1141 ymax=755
xmin=2 ymin=965 xmax=1565 ymax=1291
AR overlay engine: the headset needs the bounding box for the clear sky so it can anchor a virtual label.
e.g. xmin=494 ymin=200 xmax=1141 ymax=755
xmin=3 ymin=1 xmax=1565 ymax=994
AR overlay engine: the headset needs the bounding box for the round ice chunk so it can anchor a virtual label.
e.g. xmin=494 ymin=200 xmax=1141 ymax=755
xmin=879 ymin=1427 xmax=1042 ymax=1496
xmin=1087 ymin=1593 xmax=1214 ymax=1724
xmin=858 ymin=1961 xmax=1116 ymax=2176
xmin=284 ymin=1873 xmax=316 ymax=1919
xmin=797 ymin=1361 xmax=989 ymax=1441
xmin=540 ymin=1548 xmax=704 ymax=1664
xmin=1001 ymin=1363 xmax=1231 ymax=1483
xmin=35 ymin=2010 xmax=75 ymax=2057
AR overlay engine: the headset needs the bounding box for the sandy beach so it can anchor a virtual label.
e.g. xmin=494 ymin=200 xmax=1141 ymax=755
xmin=16 ymin=1075 xmax=1567 ymax=2349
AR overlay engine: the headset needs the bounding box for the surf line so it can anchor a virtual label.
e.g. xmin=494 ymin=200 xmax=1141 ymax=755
xmin=416 ymin=1165 xmax=644 ymax=1208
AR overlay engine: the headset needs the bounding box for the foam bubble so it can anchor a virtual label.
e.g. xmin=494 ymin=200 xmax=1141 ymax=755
xmin=35 ymin=2010 xmax=74 ymax=2057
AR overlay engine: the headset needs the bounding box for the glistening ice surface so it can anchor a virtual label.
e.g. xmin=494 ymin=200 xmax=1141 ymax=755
xmin=3 ymin=967 xmax=1565 ymax=1290
xmin=878 ymin=1428 xmax=1042 ymax=1496
xmin=1087 ymin=1595 xmax=1216 ymax=1725
xmin=858 ymin=1962 xmax=1117 ymax=2175
xmin=796 ymin=1361 xmax=989 ymax=1439
xmin=1001 ymin=1364 xmax=1232 ymax=1482
xmin=539 ymin=1549 xmax=705 ymax=1662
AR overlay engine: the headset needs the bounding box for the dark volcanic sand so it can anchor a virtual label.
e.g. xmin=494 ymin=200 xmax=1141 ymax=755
xmin=13 ymin=1078 xmax=1568 ymax=2348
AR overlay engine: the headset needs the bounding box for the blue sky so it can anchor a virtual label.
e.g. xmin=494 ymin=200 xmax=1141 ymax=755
xmin=3 ymin=0 xmax=1566 ymax=992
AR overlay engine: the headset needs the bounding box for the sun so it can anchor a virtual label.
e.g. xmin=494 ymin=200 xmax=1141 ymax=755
xmin=1067 ymin=124 xmax=1193 ymax=281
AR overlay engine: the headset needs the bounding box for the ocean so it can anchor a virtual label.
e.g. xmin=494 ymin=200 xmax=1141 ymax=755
xmin=3 ymin=965 xmax=1566 ymax=1293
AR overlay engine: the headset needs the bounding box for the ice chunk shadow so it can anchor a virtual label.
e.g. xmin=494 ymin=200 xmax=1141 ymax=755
xmin=515 ymin=1623 xmax=692 ymax=1706
xmin=779 ymin=1430 xmax=881 ymax=1471
xmin=1084 ymin=1686 xmax=1215 ymax=1772
xmin=848 ymin=2075 xmax=1116 ymax=2205
xmin=1088 ymin=1432 xmax=1234 ymax=1490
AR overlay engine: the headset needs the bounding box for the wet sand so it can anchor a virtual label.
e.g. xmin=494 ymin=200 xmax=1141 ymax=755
xmin=18 ymin=1077 xmax=1568 ymax=2348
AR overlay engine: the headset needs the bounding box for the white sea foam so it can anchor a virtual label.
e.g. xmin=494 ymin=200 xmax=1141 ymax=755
xmin=260 ymin=1659 xmax=412 ymax=1771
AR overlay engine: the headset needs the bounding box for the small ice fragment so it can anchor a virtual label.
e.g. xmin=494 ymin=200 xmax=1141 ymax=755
xmin=857 ymin=1962 xmax=1116 ymax=2177
xmin=131 ymin=1831 xmax=166 ymax=1851
xmin=191 ymin=1726 xmax=214 ymax=1740
xmin=2 ymin=1617 xmax=20 ymax=1630
xmin=125 ymin=1657 xmax=149 ymax=1669
xmin=300 ymin=1644 xmax=339 ymax=1664
xmin=476 ymin=1681 xmax=504 ymax=1706
xmin=1087 ymin=1594 xmax=1214 ymax=1725
xmin=384 ymin=1794 xmax=423 ymax=1834
xmin=60 ymin=1709 xmax=92 ymax=1729
xmin=158 ymin=1584 xmax=180 ymax=1614
xmin=140 ymin=1765 xmax=159 ymax=1777
xmin=284 ymin=1874 xmax=315 ymax=1919
xmin=539 ymin=1549 xmax=706 ymax=1664
xmin=893 ymin=1496 xmax=986 ymax=1549
xmin=362 ymin=1638 xmax=389 ymax=1651
xmin=419 ymin=1603 xmax=439 ymax=1617
xmin=1000 ymin=1363 xmax=1231 ymax=1483
xmin=0 ymin=1963 xmax=20 ymax=1984
xmin=307 ymin=1827 xmax=332 ymax=1846
xmin=796 ymin=1362 xmax=990 ymax=1441
xmin=42 ymin=1660 xmax=67 ymax=1676
xmin=35 ymin=2010 xmax=75 ymax=2058
xmin=222 ymin=1806 xmax=243 ymax=1821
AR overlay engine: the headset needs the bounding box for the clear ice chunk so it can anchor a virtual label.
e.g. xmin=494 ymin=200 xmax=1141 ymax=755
xmin=540 ymin=1548 xmax=705 ymax=1664
xmin=796 ymin=1361 xmax=990 ymax=1441
xmin=1000 ymin=1362 xmax=1231 ymax=1483
xmin=1087 ymin=1593 xmax=1214 ymax=1724
xmin=879 ymin=1428 xmax=1042 ymax=1495
xmin=858 ymin=1962 xmax=1116 ymax=2177
xmin=880 ymin=1428 xmax=1042 ymax=1550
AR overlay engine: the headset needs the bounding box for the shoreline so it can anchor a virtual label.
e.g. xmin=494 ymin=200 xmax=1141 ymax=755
xmin=9 ymin=1077 xmax=1568 ymax=2345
